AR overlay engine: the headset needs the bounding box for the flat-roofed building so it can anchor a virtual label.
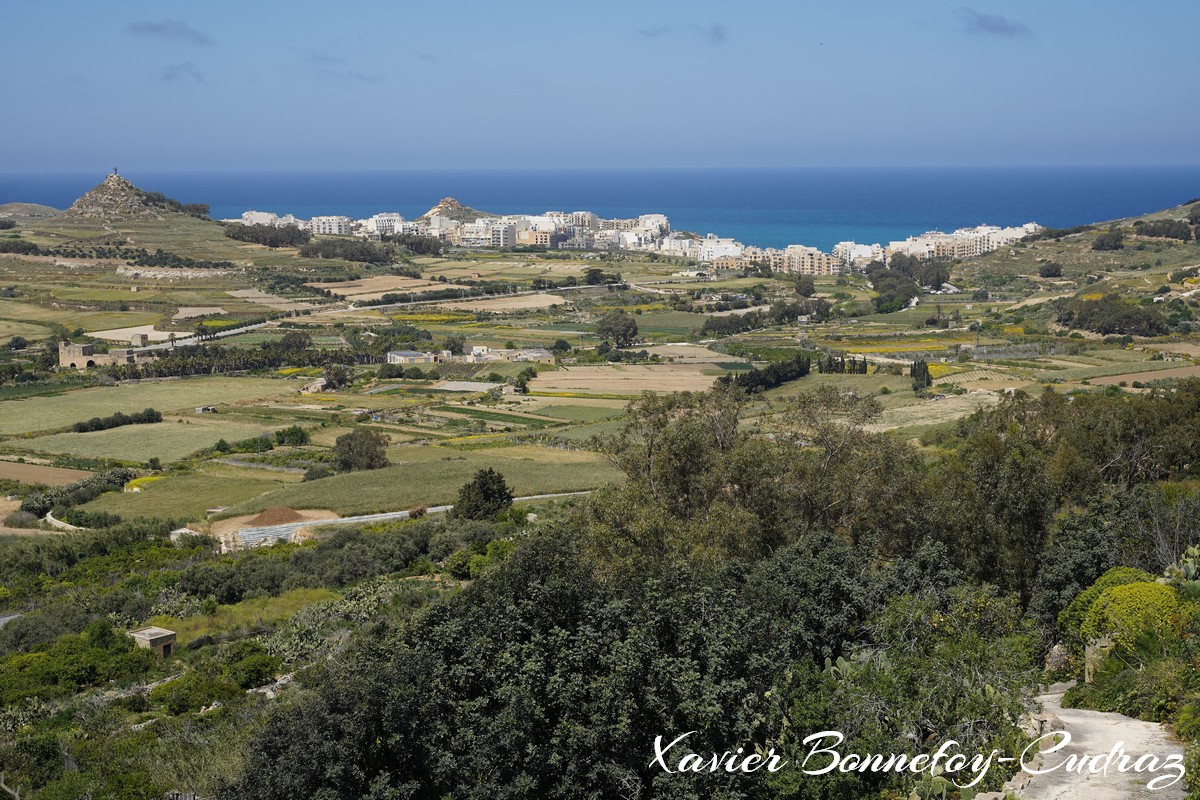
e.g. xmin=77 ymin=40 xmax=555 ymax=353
xmin=386 ymin=350 xmax=437 ymax=365
xmin=127 ymin=626 xmax=176 ymax=659
xmin=310 ymin=215 xmax=354 ymax=235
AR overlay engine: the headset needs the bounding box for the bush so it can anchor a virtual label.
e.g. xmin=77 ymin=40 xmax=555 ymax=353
xmin=150 ymin=671 xmax=241 ymax=715
xmin=20 ymin=468 xmax=136 ymax=517
xmin=228 ymin=649 xmax=280 ymax=689
xmin=443 ymin=548 xmax=473 ymax=579
xmin=303 ymin=465 xmax=333 ymax=482
xmin=1059 ymin=566 xmax=1154 ymax=640
xmin=1081 ymin=581 xmax=1179 ymax=651
xmin=1135 ymin=220 xmax=1193 ymax=241
xmin=71 ymin=407 xmax=161 ymax=433
xmin=2 ymin=511 xmax=38 ymax=528
xmin=56 ymin=508 xmax=122 ymax=529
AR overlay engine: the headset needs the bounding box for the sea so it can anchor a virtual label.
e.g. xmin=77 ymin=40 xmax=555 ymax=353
xmin=3 ymin=166 xmax=1199 ymax=252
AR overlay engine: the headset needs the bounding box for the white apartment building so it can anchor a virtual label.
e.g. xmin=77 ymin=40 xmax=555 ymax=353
xmin=362 ymin=212 xmax=406 ymax=235
xmin=636 ymin=214 xmax=670 ymax=237
xmin=833 ymin=241 xmax=885 ymax=269
xmin=460 ymin=221 xmax=492 ymax=248
xmin=781 ymin=245 xmax=842 ymax=275
xmin=490 ymin=223 xmax=518 ymax=248
xmin=310 ymin=215 xmax=355 ymax=236
xmin=569 ymin=211 xmax=600 ymax=230
xmin=241 ymin=210 xmax=280 ymax=226
xmin=659 ymin=234 xmax=700 ymax=258
xmin=696 ymin=234 xmax=744 ymax=262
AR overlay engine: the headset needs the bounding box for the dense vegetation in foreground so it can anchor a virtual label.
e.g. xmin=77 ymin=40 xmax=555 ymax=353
xmin=3 ymin=382 xmax=1200 ymax=798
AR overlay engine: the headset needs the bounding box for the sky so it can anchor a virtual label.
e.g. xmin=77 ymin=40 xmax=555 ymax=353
xmin=2 ymin=0 xmax=1198 ymax=172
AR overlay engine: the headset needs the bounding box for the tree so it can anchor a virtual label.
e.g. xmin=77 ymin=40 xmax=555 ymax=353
xmin=7 ymin=336 xmax=27 ymax=351
xmin=333 ymin=428 xmax=390 ymax=472
xmin=512 ymin=366 xmax=537 ymax=394
xmin=443 ymin=334 xmax=465 ymax=355
xmin=794 ymin=275 xmax=816 ymax=297
xmin=1038 ymin=262 xmax=1063 ymax=278
xmin=596 ymin=310 xmax=638 ymax=347
xmin=323 ymin=364 xmax=350 ymax=389
xmin=278 ymin=331 xmax=312 ymax=352
xmin=452 ymin=468 xmax=513 ymax=520
xmin=1092 ymin=230 xmax=1125 ymax=251
xmin=550 ymin=338 xmax=572 ymax=353
xmin=910 ymin=359 xmax=932 ymax=390
xmin=274 ymin=425 xmax=310 ymax=446
xmin=583 ymin=267 xmax=606 ymax=285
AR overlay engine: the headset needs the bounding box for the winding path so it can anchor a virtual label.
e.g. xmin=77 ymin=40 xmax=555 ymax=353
xmin=1016 ymin=683 xmax=1186 ymax=799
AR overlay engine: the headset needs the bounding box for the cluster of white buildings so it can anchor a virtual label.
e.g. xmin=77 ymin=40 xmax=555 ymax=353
xmin=228 ymin=208 xmax=1040 ymax=275
xmin=884 ymin=223 xmax=1041 ymax=262
xmin=386 ymin=344 xmax=555 ymax=366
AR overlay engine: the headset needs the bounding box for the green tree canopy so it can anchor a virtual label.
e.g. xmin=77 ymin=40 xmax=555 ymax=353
xmin=332 ymin=428 xmax=390 ymax=472
xmin=596 ymin=310 xmax=638 ymax=347
xmin=452 ymin=468 xmax=514 ymax=520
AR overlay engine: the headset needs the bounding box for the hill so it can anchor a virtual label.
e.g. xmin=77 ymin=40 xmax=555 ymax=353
xmin=0 ymin=202 xmax=61 ymax=222
xmin=419 ymin=197 xmax=495 ymax=222
xmin=66 ymin=172 xmax=209 ymax=222
xmin=955 ymin=196 xmax=1200 ymax=287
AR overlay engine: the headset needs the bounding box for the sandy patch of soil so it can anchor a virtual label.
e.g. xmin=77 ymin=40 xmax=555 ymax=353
xmin=439 ymin=294 xmax=567 ymax=312
xmin=0 ymin=461 xmax=92 ymax=486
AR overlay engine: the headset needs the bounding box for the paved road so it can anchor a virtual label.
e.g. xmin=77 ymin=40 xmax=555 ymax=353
xmin=234 ymin=490 xmax=592 ymax=547
xmin=1016 ymin=683 xmax=1186 ymax=799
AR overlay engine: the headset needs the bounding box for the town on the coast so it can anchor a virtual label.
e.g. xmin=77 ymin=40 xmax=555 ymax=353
xmin=229 ymin=203 xmax=1042 ymax=275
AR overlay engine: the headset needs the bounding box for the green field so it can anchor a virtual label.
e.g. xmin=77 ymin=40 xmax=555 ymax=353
xmin=220 ymin=443 xmax=622 ymax=517
xmin=0 ymin=319 xmax=50 ymax=341
xmin=535 ymin=404 xmax=624 ymax=422
xmin=8 ymin=418 xmax=287 ymax=462
xmin=0 ymin=377 xmax=289 ymax=435
xmin=85 ymin=467 xmax=294 ymax=519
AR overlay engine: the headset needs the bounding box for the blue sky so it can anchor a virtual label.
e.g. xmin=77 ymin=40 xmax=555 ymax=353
xmin=2 ymin=0 xmax=1197 ymax=171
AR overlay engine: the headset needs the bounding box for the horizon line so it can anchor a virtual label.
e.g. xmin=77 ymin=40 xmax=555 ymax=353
xmin=6 ymin=163 xmax=1200 ymax=176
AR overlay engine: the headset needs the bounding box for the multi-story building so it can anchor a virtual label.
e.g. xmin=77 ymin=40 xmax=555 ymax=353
xmin=310 ymin=215 xmax=355 ymax=236
xmin=240 ymin=210 xmax=280 ymax=226
xmin=833 ymin=241 xmax=885 ymax=269
xmin=696 ymin=234 xmax=744 ymax=262
xmin=362 ymin=212 xmax=405 ymax=235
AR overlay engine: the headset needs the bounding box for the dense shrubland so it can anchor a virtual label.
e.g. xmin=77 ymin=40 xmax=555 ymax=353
xmin=5 ymin=381 xmax=1200 ymax=798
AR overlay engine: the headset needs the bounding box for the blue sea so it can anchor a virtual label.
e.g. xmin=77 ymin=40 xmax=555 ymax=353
xmin=3 ymin=167 xmax=1199 ymax=252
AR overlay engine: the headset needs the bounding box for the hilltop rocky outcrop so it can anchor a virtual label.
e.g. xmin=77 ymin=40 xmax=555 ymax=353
xmin=418 ymin=196 xmax=495 ymax=222
xmin=67 ymin=172 xmax=209 ymax=222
